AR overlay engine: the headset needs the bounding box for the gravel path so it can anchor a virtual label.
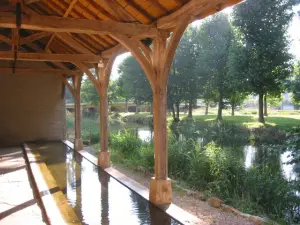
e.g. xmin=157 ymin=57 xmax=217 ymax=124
xmin=113 ymin=164 xmax=255 ymax=225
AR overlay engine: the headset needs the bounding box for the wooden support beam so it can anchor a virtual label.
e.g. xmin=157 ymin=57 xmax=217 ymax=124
xmin=0 ymin=51 xmax=103 ymax=63
xmin=157 ymin=0 xmax=243 ymax=29
xmin=25 ymin=42 xmax=70 ymax=69
xmin=55 ymin=33 xmax=93 ymax=54
xmin=45 ymin=0 xmax=78 ymax=52
xmin=0 ymin=67 xmax=79 ymax=75
xmin=20 ymin=32 xmax=50 ymax=45
xmin=0 ymin=13 xmax=162 ymax=37
xmin=72 ymin=55 xmax=116 ymax=168
xmin=113 ymin=16 xmax=191 ymax=205
xmin=24 ymin=0 xmax=42 ymax=4
xmin=72 ymin=74 xmax=83 ymax=150
xmin=0 ymin=34 xmax=12 ymax=45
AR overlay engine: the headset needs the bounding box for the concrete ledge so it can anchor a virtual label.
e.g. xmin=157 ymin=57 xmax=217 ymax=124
xmin=23 ymin=143 xmax=81 ymax=225
xmin=62 ymin=142 xmax=204 ymax=225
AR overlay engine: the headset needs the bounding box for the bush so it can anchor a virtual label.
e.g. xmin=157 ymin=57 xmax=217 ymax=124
xmin=110 ymin=130 xmax=142 ymax=156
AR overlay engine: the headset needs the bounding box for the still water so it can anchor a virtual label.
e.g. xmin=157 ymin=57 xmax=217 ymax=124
xmin=30 ymin=142 xmax=181 ymax=225
xmin=131 ymin=126 xmax=299 ymax=181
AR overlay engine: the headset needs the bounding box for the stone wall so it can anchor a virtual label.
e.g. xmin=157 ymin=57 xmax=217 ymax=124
xmin=0 ymin=69 xmax=66 ymax=146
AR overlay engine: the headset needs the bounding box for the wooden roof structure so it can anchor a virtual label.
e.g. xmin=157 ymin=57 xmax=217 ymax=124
xmin=0 ymin=0 xmax=243 ymax=207
xmin=0 ymin=0 xmax=241 ymax=71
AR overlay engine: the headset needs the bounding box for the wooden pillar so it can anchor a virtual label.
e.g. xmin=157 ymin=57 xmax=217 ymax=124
xmin=97 ymin=65 xmax=110 ymax=168
xmin=72 ymin=57 xmax=115 ymax=168
xmin=73 ymin=75 xmax=83 ymax=150
xmin=112 ymin=16 xmax=190 ymax=205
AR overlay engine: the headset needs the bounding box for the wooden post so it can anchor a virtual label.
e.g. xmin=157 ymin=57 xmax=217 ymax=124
xmin=72 ymin=56 xmax=115 ymax=168
xmin=97 ymin=67 xmax=110 ymax=168
xmin=112 ymin=16 xmax=190 ymax=205
xmin=73 ymin=74 xmax=83 ymax=150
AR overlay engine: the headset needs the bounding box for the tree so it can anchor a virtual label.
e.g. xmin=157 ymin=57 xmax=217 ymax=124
xmin=81 ymin=76 xmax=99 ymax=105
xmin=226 ymin=28 xmax=250 ymax=116
xmin=197 ymin=13 xmax=233 ymax=121
xmin=290 ymin=61 xmax=300 ymax=105
xmin=233 ymin=0 xmax=296 ymax=123
xmin=167 ymin=64 xmax=184 ymax=122
xmin=118 ymin=56 xmax=152 ymax=113
xmin=170 ymin=27 xmax=201 ymax=118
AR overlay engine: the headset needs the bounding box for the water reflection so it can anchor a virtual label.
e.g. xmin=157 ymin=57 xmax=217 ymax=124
xmin=243 ymin=145 xmax=298 ymax=181
xmin=36 ymin=142 xmax=181 ymax=225
xmin=133 ymin=125 xmax=299 ymax=182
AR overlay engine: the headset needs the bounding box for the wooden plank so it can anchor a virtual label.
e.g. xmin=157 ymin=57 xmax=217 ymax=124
xmin=94 ymin=0 xmax=136 ymax=22
xmin=0 ymin=13 xmax=161 ymax=37
xmin=148 ymin=0 xmax=169 ymax=14
xmin=0 ymin=51 xmax=103 ymax=63
xmin=55 ymin=33 xmax=93 ymax=54
xmin=20 ymin=32 xmax=50 ymax=45
xmin=0 ymin=67 xmax=79 ymax=75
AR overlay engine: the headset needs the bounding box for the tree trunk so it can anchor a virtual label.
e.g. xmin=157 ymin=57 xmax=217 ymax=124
xmin=205 ymin=102 xmax=209 ymax=115
xmin=135 ymin=100 xmax=139 ymax=114
xmin=188 ymin=99 xmax=193 ymax=117
xmin=176 ymin=102 xmax=180 ymax=121
xmin=217 ymin=94 xmax=223 ymax=121
xmin=184 ymin=101 xmax=188 ymax=114
xmin=125 ymin=98 xmax=128 ymax=113
xmin=264 ymin=94 xmax=268 ymax=117
xmin=258 ymin=93 xmax=265 ymax=123
xmin=231 ymin=105 xmax=235 ymax=116
xmin=171 ymin=104 xmax=176 ymax=121
xmin=150 ymin=102 xmax=153 ymax=115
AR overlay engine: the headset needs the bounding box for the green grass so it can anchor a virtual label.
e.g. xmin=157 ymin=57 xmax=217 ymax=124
xmin=191 ymin=115 xmax=300 ymax=130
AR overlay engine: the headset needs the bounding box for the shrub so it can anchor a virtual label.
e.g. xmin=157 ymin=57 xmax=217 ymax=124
xmin=109 ymin=130 xmax=142 ymax=156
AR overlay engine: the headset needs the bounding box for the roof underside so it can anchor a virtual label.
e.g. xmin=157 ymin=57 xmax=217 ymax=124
xmin=0 ymin=0 xmax=242 ymax=70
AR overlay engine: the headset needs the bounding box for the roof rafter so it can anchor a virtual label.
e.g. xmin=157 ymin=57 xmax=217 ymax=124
xmin=0 ymin=67 xmax=79 ymax=75
xmin=0 ymin=51 xmax=103 ymax=63
xmin=0 ymin=12 xmax=162 ymax=37
xmin=157 ymin=0 xmax=242 ymax=30
xmin=20 ymin=32 xmax=50 ymax=45
xmin=45 ymin=0 xmax=78 ymax=51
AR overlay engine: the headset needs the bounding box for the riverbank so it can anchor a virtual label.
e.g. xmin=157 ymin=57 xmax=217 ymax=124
xmin=67 ymin=112 xmax=300 ymax=224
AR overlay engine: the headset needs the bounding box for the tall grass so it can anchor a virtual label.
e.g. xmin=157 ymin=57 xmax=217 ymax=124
xmin=109 ymin=128 xmax=300 ymax=224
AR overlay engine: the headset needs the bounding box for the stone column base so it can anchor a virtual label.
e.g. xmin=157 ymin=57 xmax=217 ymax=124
xmin=74 ymin=138 xmax=83 ymax=150
xmin=98 ymin=151 xmax=111 ymax=168
xmin=149 ymin=177 xmax=172 ymax=205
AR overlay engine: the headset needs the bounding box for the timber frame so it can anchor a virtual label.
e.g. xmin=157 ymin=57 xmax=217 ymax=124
xmin=0 ymin=0 xmax=242 ymax=205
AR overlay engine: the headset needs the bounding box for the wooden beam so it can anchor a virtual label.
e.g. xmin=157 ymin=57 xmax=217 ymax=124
xmin=0 ymin=67 xmax=79 ymax=75
xmin=0 ymin=51 xmax=102 ymax=63
xmin=55 ymin=33 xmax=93 ymax=54
xmin=25 ymin=42 xmax=70 ymax=69
xmin=45 ymin=0 xmax=78 ymax=52
xmin=148 ymin=0 xmax=169 ymax=14
xmin=20 ymin=32 xmax=50 ymax=45
xmin=0 ymin=34 xmax=12 ymax=44
xmin=24 ymin=0 xmax=42 ymax=4
xmin=0 ymin=13 xmax=162 ymax=37
xmin=157 ymin=0 xmax=243 ymax=29
xmin=94 ymin=0 xmax=136 ymax=22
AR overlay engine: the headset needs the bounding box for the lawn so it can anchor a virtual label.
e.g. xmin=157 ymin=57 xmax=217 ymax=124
xmin=191 ymin=114 xmax=300 ymax=130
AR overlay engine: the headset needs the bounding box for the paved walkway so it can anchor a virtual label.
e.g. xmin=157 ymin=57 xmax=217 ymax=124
xmin=0 ymin=147 xmax=46 ymax=225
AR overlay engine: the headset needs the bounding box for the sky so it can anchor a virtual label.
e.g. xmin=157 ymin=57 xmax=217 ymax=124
xmin=110 ymin=4 xmax=300 ymax=81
